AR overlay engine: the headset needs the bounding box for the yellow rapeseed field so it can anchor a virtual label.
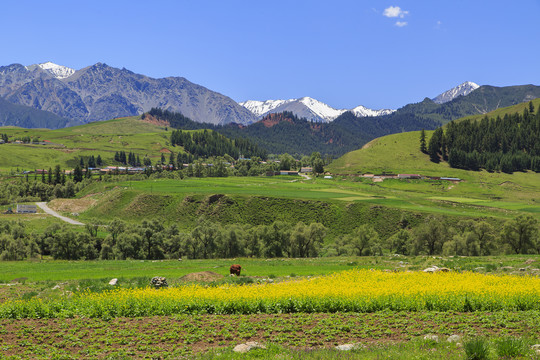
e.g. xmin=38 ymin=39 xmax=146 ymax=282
xmin=2 ymin=270 xmax=539 ymax=318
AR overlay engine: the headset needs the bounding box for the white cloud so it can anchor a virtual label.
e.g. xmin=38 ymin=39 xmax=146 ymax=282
xmin=383 ymin=6 xmax=409 ymax=18
xmin=395 ymin=21 xmax=408 ymax=27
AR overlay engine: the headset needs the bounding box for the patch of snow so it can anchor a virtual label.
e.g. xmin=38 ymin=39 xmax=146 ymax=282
xmin=239 ymin=99 xmax=291 ymax=117
xmin=26 ymin=61 xmax=75 ymax=79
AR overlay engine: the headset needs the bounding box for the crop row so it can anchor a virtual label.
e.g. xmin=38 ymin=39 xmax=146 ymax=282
xmin=1 ymin=311 xmax=540 ymax=359
xmin=1 ymin=270 xmax=540 ymax=318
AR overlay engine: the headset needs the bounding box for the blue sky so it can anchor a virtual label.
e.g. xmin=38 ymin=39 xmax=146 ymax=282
xmin=2 ymin=0 xmax=539 ymax=110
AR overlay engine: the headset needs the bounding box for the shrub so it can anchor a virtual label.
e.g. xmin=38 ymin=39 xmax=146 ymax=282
xmin=464 ymin=338 xmax=490 ymax=360
xmin=496 ymin=337 xmax=526 ymax=358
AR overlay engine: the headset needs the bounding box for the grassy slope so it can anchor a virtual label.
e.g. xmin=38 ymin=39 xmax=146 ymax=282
xmin=456 ymin=97 xmax=540 ymax=123
xmin=0 ymin=116 xmax=178 ymax=171
xmin=326 ymin=130 xmax=539 ymax=217
xmin=59 ymin=170 xmax=536 ymax=245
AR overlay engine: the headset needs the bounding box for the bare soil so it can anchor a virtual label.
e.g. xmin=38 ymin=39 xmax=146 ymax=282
xmin=180 ymin=271 xmax=224 ymax=282
xmin=48 ymin=195 xmax=98 ymax=213
xmin=141 ymin=114 xmax=170 ymax=127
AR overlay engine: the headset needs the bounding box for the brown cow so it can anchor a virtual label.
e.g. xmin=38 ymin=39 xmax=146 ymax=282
xmin=230 ymin=264 xmax=242 ymax=276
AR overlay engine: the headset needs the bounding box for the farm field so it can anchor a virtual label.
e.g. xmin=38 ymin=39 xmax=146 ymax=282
xmin=1 ymin=312 xmax=540 ymax=359
xmin=1 ymin=256 xmax=540 ymax=358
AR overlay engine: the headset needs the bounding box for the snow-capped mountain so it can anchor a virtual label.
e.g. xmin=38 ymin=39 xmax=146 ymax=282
xmin=25 ymin=61 xmax=75 ymax=79
xmin=432 ymin=81 xmax=480 ymax=104
xmin=240 ymin=97 xmax=395 ymax=122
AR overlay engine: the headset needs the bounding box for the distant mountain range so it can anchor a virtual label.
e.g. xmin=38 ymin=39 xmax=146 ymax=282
xmin=0 ymin=61 xmax=539 ymax=136
xmin=0 ymin=62 xmax=257 ymax=126
xmin=237 ymin=81 xmax=479 ymax=123
xmin=239 ymin=97 xmax=395 ymax=123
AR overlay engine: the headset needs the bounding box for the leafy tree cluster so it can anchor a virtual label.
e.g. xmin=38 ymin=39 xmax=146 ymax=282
xmin=0 ymin=218 xmax=327 ymax=261
xmin=14 ymin=135 xmax=33 ymax=143
xmin=0 ymin=172 xmax=92 ymax=205
xmin=0 ymin=133 xmax=8 ymax=142
xmin=1 ymin=214 xmax=537 ymax=261
xmin=427 ymin=103 xmax=540 ymax=172
xmin=328 ymin=215 xmax=538 ymax=257
xmin=170 ymin=129 xmax=266 ymax=160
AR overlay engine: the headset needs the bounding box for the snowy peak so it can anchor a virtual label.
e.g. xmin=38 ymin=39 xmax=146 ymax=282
xmin=351 ymin=105 xmax=395 ymax=117
xmin=432 ymin=81 xmax=480 ymax=104
xmin=26 ymin=61 xmax=75 ymax=79
xmin=240 ymin=97 xmax=396 ymax=122
xmin=297 ymin=97 xmax=346 ymax=120
xmin=239 ymin=99 xmax=290 ymax=117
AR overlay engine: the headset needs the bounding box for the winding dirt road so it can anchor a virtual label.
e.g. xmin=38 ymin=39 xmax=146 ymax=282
xmin=36 ymin=202 xmax=85 ymax=226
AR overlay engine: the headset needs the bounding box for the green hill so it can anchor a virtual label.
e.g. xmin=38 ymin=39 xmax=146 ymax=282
xmin=455 ymin=97 xmax=540 ymax=124
xmin=0 ymin=115 xmax=265 ymax=172
xmin=0 ymin=116 xmax=173 ymax=171
xmin=327 ymin=101 xmax=540 ymax=214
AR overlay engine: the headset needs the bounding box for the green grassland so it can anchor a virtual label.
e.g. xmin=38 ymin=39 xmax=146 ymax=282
xmin=327 ymin=132 xmax=538 ymax=205
xmin=70 ymin=172 xmax=538 ymax=239
xmin=0 ymin=116 xmax=178 ymax=171
xmin=0 ymin=255 xmax=537 ymax=284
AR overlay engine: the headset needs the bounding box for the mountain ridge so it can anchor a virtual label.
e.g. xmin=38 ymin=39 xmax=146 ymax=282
xmin=432 ymin=81 xmax=480 ymax=104
xmin=0 ymin=62 xmax=258 ymax=126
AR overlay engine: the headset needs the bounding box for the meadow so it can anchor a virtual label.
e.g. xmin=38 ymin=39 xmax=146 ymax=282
xmin=70 ymin=174 xmax=538 ymax=235
xmin=0 ymin=117 xmax=172 ymax=171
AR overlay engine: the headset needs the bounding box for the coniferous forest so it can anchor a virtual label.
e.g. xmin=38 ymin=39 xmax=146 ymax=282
xmin=427 ymin=102 xmax=540 ymax=173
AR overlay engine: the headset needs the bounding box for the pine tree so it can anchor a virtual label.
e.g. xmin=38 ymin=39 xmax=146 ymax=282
xmin=54 ymin=165 xmax=62 ymax=185
xmin=74 ymin=165 xmax=83 ymax=183
xmin=88 ymin=155 xmax=96 ymax=168
xmin=419 ymin=129 xmax=427 ymax=153
xmin=428 ymin=128 xmax=443 ymax=163
xmin=169 ymin=152 xmax=176 ymax=170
